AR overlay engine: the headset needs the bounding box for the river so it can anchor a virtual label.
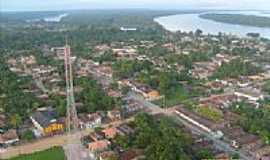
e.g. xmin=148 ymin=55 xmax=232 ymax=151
xmin=154 ymin=11 xmax=270 ymax=39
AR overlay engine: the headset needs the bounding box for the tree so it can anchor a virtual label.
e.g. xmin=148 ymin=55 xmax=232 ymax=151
xmin=9 ymin=114 xmax=22 ymax=128
xmin=21 ymin=130 xmax=35 ymax=141
xmin=195 ymin=29 xmax=203 ymax=37
xmin=263 ymin=80 xmax=270 ymax=94
xmin=212 ymin=58 xmax=262 ymax=79
xmin=158 ymin=72 xmax=171 ymax=95
xmin=51 ymin=95 xmax=66 ymax=117
xmin=75 ymin=77 xmax=116 ymax=113
xmin=196 ymin=149 xmax=214 ymax=159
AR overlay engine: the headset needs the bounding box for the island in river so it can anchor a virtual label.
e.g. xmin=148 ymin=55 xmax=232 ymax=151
xmin=199 ymin=14 xmax=270 ymax=28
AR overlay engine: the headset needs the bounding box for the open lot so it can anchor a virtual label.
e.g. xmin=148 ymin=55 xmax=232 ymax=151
xmin=6 ymin=147 xmax=66 ymax=160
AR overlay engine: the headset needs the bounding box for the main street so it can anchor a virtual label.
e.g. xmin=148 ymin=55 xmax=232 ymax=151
xmin=128 ymin=91 xmax=255 ymax=160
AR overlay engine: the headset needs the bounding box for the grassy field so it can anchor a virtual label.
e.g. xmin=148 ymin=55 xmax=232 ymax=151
xmin=7 ymin=147 xmax=66 ymax=160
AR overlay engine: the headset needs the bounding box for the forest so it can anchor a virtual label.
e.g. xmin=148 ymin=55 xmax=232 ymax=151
xmin=200 ymin=14 xmax=270 ymax=28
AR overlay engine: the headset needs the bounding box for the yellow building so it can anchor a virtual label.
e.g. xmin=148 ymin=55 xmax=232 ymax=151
xmin=30 ymin=108 xmax=64 ymax=136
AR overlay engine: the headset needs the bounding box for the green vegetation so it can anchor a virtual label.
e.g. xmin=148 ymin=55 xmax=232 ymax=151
xmin=75 ymin=77 xmax=119 ymax=113
xmin=195 ymin=149 xmax=214 ymax=160
xmin=230 ymin=102 xmax=270 ymax=144
xmin=50 ymin=95 xmax=66 ymax=117
xmin=20 ymin=130 xmax=35 ymax=141
xmin=115 ymin=113 xmax=193 ymax=160
xmin=95 ymin=50 xmax=116 ymax=64
xmin=196 ymin=106 xmax=223 ymax=122
xmin=263 ymin=80 xmax=270 ymax=94
xmin=0 ymin=57 xmax=42 ymax=129
xmin=154 ymin=85 xmax=190 ymax=107
xmin=112 ymin=60 xmax=152 ymax=79
xmin=212 ymin=58 xmax=261 ymax=79
xmin=7 ymin=147 xmax=66 ymax=160
xmin=200 ymin=14 xmax=270 ymax=28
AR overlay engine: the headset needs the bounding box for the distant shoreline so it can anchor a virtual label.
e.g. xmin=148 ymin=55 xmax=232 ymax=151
xmin=199 ymin=13 xmax=270 ymax=28
xmin=154 ymin=12 xmax=270 ymax=39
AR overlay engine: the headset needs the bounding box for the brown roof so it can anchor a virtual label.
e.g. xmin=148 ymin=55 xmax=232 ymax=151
xmin=99 ymin=151 xmax=118 ymax=159
xmin=0 ymin=129 xmax=19 ymax=143
xmin=102 ymin=127 xmax=117 ymax=139
xmin=120 ymin=149 xmax=143 ymax=160
xmin=88 ymin=140 xmax=110 ymax=152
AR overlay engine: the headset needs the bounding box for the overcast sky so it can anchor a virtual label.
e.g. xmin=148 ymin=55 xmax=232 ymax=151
xmin=1 ymin=0 xmax=270 ymax=12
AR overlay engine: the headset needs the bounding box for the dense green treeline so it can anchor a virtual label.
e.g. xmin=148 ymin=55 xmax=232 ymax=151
xmin=115 ymin=113 xmax=214 ymax=160
xmin=230 ymin=102 xmax=270 ymax=144
xmin=212 ymin=58 xmax=262 ymax=79
xmin=0 ymin=57 xmax=42 ymax=129
xmin=200 ymin=14 xmax=270 ymax=28
xmin=75 ymin=77 xmax=119 ymax=113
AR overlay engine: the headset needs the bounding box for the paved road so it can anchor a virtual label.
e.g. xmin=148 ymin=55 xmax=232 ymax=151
xmin=128 ymin=91 xmax=254 ymax=160
xmin=63 ymin=118 xmax=134 ymax=160
xmin=0 ymin=118 xmax=133 ymax=159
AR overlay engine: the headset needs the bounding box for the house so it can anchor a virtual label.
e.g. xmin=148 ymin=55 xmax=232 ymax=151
xmin=234 ymin=87 xmax=264 ymax=103
xmin=95 ymin=65 xmax=113 ymax=78
xmin=0 ymin=114 xmax=6 ymax=129
xmin=260 ymin=155 xmax=270 ymax=160
xmin=99 ymin=151 xmax=118 ymax=160
xmin=112 ymin=48 xmax=137 ymax=60
xmin=102 ymin=127 xmax=117 ymax=139
xmin=120 ymin=149 xmax=144 ymax=160
xmin=174 ymin=107 xmax=223 ymax=133
xmin=107 ymin=109 xmax=122 ymax=121
xmin=79 ymin=113 xmax=102 ymax=129
xmin=89 ymin=131 xmax=105 ymax=142
xmin=107 ymin=89 xmax=122 ymax=98
xmin=116 ymin=124 xmax=134 ymax=136
xmin=123 ymin=99 xmax=143 ymax=115
xmin=214 ymin=153 xmax=230 ymax=160
xmin=146 ymin=90 xmax=161 ymax=100
xmin=95 ymin=44 xmax=111 ymax=53
xmin=88 ymin=140 xmax=111 ymax=153
xmin=199 ymin=94 xmax=238 ymax=109
xmin=0 ymin=129 xmax=19 ymax=146
xmin=128 ymin=81 xmax=160 ymax=100
xmin=255 ymin=146 xmax=270 ymax=160
xmin=30 ymin=108 xmax=64 ymax=136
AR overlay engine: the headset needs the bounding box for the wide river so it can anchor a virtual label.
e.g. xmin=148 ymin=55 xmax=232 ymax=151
xmin=154 ymin=11 xmax=270 ymax=39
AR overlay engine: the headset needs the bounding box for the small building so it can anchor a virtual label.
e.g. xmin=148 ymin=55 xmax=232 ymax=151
xmin=120 ymin=149 xmax=144 ymax=160
xmin=107 ymin=109 xmax=122 ymax=121
xmin=79 ymin=113 xmax=102 ymax=129
xmin=30 ymin=108 xmax=64 ymax=136
xmin=88 ymin=140 xmax=111 ymax=153
xmin=123 ymin=99 xmax=143 ymax=115
xmin=0 ymin=114 xmax=6 ymax=130
xmin=89 ymin=131 xmax=105 ymax=142
xmin=102 ymin=127 xmax=117 ymax=139
xmin=107 ymin=89 xmax=122 ymax=98
xmin=146 ymin=90 xmax=161 ymax=100
xmin=99 ymin=151 xmax=118 ymax=160
xmin=0 ymin=129 xmax=19 ymax=146
xmin=116 ymin=124 xmax=134 ymax=136
xmin=234 ymin=87 xmax=264 ymax=103
xmin=120 ymin=27 xmax=137 ymax=31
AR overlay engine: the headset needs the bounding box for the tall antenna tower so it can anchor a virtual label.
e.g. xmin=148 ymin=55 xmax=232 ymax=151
xmin=64 ymin=43 xmax=79 ymax=132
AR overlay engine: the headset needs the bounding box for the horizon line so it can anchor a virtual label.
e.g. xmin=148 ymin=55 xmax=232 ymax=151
xmin=1 ymin=8 xmax=270 ymax=13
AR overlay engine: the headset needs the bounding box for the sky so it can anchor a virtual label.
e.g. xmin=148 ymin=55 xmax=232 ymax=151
xmin=1 ymin=0 xmax=270 ymax=12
